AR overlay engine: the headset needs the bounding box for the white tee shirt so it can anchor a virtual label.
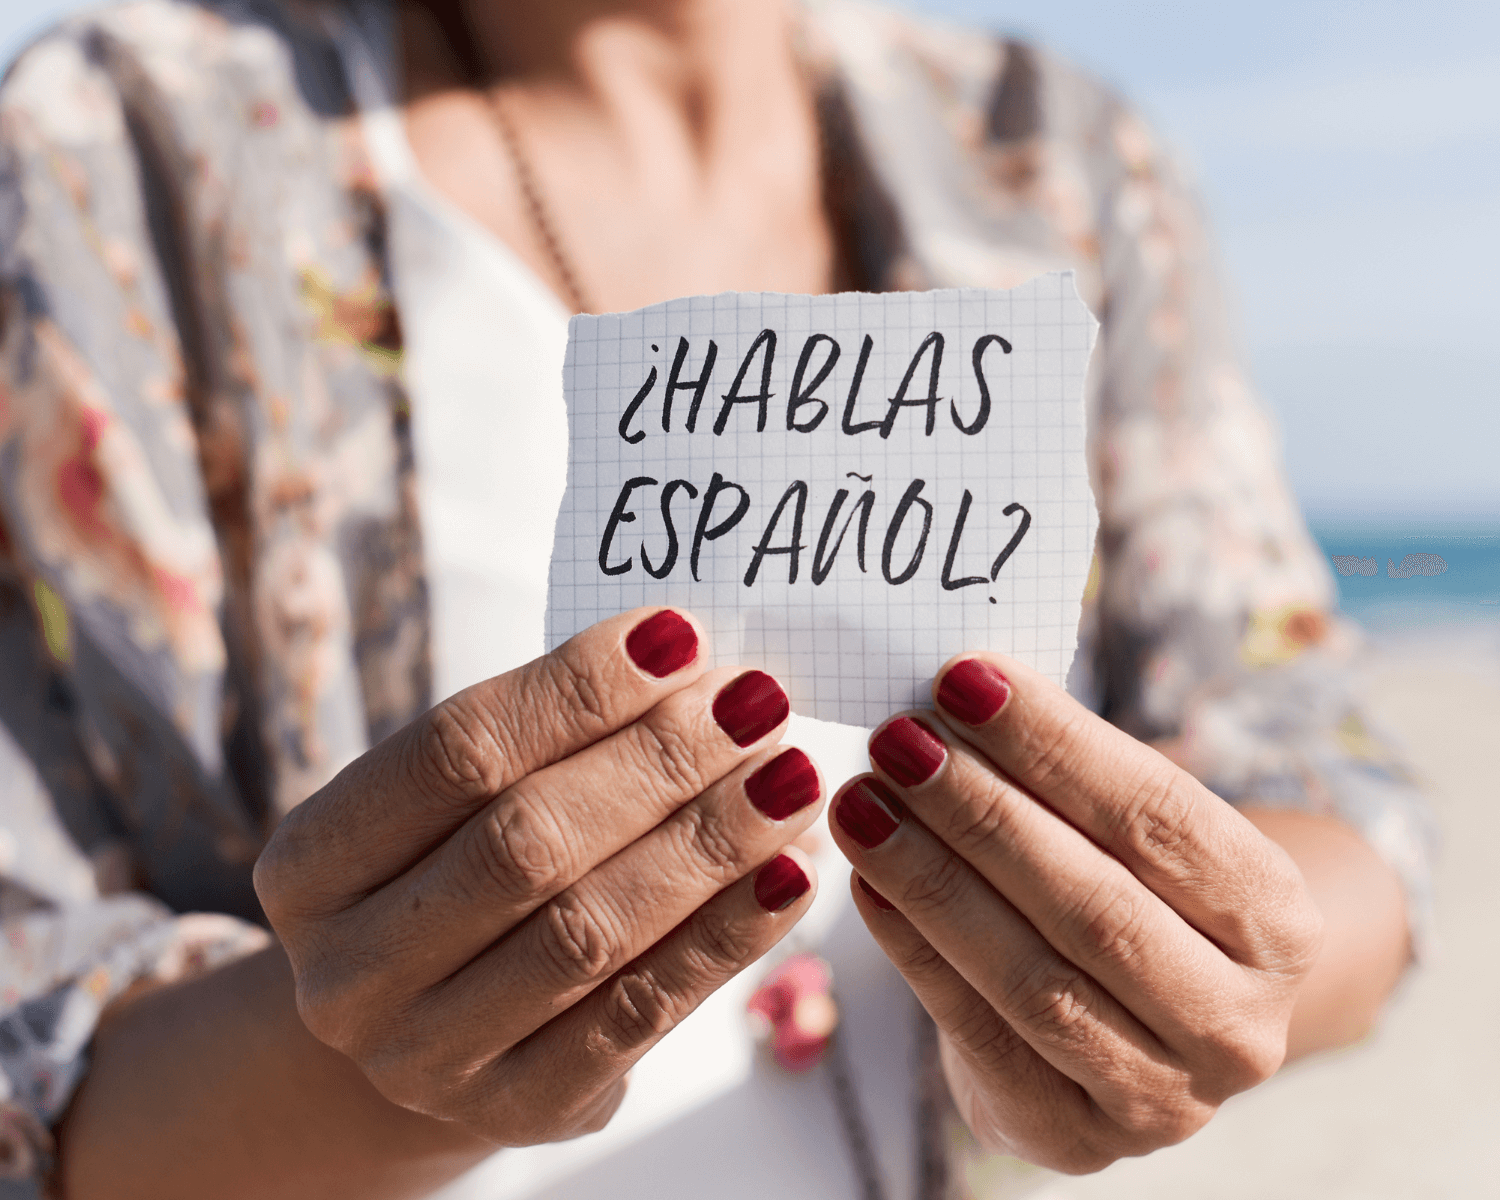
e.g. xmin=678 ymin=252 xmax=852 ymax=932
xmin=335 ymin=12 xmax=922 ymax=1199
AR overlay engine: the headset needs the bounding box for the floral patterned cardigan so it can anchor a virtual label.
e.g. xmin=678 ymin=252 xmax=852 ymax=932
xmin=0 ymin=0 xmax=1434 ymax=1193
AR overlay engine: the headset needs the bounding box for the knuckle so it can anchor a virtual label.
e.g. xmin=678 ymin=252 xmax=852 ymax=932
xmin=1122 ymin=1096 xmax=1211 ymax=1154
xmin=579 ymin=1079 xmax=629 ymax=1134
xmin=415 ymin=698 xmax=509 ymax=806
xmin=1003 ymin=955 xmax=1097 ymax=1047
xmin=291 ymin=973 xmax=366 ymax=1058
xmin=1235 ymin=855 xmax=1325 ymax=976
xmin=900 ymin=852 xmax=970 ymax=916
xmin=1015 ymin=708 xmax=1094 ymax=792
xmin=1048 ymin=1102 xmax=1191 ymax=1175
xmin=539 ymin=894 xmax=626 ymax=987
xmin=596 ymin=968 xmax=683 ymax=1052
xmin=363 ymin=1047 xmax=456 ymax=1117
xmin=251 ymin=838 xmax=292 ymax=922
xmin=689 ymin=908 xmax=761 ymax=975
xmin=942 ymin=782 xmax=1023 ymax=857
xmin=538 ymin=642 xmax=613 ymax=735
xmin=467 ymin=801 xmax=569 ymax=904
xmin=1052 ymin=1132 xmax=1122 ymax=1176
xmin=1112 ymin=769 xmax=1200 ymax=875
xmin=1070 ymin=883 xmax=1151 ymax=972
xmin=253 ymin=806 xmax=327 ymax=923
xmin=1280 ymin=892 xmax=1326 ymax=968
xmin=946 ymin=1002 xmax=1026 ymax=1075
xmin=1202 ymin=1020 xmax=1285 ymax=1093
xmin=477 ymin=1076 xmax=561 ymax=1147
xmin=289 ymin=943 xmax=410 ymax=1063
xmin=625 ymin=714 xmax=711 ymax=800
xmin=891 ymin=933 xmax=950 ymax=982
xmin=673 ymin=804 xmax=747 ymax=881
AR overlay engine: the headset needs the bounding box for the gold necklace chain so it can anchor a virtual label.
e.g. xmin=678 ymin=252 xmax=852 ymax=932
xmin=485 ymin=90 xmax=596 ymax=315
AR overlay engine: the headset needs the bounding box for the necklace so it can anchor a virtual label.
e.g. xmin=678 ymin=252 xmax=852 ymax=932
xmin=485 ymin=89 xmax=596 ymax=315
xmin=482 ymin=58 xmax=910 ymax=1200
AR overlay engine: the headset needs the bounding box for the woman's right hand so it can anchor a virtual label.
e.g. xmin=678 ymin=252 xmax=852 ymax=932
xmin=253 ymin=608 xmax=822 ymax=1146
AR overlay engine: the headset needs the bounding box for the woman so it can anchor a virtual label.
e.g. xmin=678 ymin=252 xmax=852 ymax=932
xmin=0 ymin=0 xmax=1430 ymax=1197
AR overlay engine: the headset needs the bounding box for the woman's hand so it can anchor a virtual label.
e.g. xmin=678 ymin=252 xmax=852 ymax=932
xmin=829 ymin=653 xmax=1324 ymax=1174
xmin=254 ymin=608 xmax=823 ymax=1147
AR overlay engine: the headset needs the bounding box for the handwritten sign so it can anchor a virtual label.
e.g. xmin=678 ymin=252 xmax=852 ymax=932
xmin=545 ymin=275 xmax=1098 ymax=726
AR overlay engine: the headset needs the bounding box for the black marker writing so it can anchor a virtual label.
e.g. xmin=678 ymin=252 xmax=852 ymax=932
xmin=880 ymin=333 xmax=944 ymax=439
xmin=787 ymin=334 xmax=839 ymax=432
xmin=598 ymin=475 xmax=656 ymax=575
xmin=714 ymin=329 xmax=777 ymax=435
xmin=599 ymin=475 xmax=1032 ymax=592
xmin=690 ymin=473 xmax=751 ymax=580
xmin=641 ymin=479 xmax=699 ymax=579
xmin=956 ymin=334 xmax=1011 ymax=435
xmin=744 ymin=481 xmax=809 ymax=585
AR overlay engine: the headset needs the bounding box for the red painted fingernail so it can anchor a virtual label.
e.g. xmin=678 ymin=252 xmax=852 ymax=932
xmin=746 ymin=748 xmax=820 ymax=820
xmin=754 ymin=854 xmax=811 ymax=912
xmin=936 ymin=659 xmax=1011 ymax=725
xmin=857 ymin=876 xmax=897 ymax=911
xmin=834 ymin=779 xmax=904 ymax=849
xmin=869 ymin=717 xmax=946 ymax=786
xmin=626 ymin=610 xmax=698 ymax=678
xmin=713 ymin=671 xmax=790 ymax=747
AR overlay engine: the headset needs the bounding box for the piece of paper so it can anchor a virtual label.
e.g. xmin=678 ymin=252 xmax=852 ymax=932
xmin=545 ymin=273 xmax=1098 ymax=726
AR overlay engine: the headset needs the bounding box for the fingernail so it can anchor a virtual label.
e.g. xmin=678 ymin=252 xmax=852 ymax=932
xmin=869 ymin=717 xmax=946 ymax=786
xmin=754 ymin=854 xmax=811 ymax=912
xmin=936 ymin=659 xmax=1011 ymax=726
xmin=626 ymin=610 xmax=698 ymax=678
xmin=746 ymin=748 xmax=820 ymax=821
xmin=834 ymin=779 xmax=904 ymax=849
xmin=857 ymin=876 xmax=896 ymax=911
xmin=713 ymin=671 xmax=790 ymax=747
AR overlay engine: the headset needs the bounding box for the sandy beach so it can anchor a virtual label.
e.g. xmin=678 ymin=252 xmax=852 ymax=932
xmin=1021 ymin=627 xmax=1500 ymax=1200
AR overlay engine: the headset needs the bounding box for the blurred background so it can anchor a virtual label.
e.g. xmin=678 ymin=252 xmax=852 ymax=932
xmin=916 ymin=0 xmax=1500 ymax=646
xmin=3 ymin=2 xmax=1496 ymax=1197
xmin=5 ymin=0 xmax=1495 ymax=631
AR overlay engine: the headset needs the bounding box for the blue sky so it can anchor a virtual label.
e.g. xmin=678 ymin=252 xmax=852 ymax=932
xmin=4 ymin=0 xmax=1497 ymax=520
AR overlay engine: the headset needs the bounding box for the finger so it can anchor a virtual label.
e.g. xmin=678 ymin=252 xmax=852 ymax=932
xmin=849 ymin=873 xmax=1126 ymax=1172
xmin=422 ymin=744 xmax=823 ymax=1043
xmin=258 ymin=607 xmax=707 ymax=916
xmin=830 ymin=776 xmax=1195 ymax=1129
xmin=327 ymin=669 xmax=796 ymax=992
xmin=476 ymin=849 xmax=817 ymax=1143
xmin=866 ymin=713 xmax=1248 ymax=1055
xmin=931 ymin=654 xmax=1318 ymax=968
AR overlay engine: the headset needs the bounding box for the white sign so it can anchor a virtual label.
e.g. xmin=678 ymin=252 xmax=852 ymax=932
xmin=545 ymin=274 xmax=1098 ymax=726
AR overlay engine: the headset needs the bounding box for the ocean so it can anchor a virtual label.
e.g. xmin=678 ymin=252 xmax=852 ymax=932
xmin=1307 ymin=518 xmax=1500 ymax=638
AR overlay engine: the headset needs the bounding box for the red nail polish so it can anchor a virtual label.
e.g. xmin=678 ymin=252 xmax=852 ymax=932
xmin=713 ymin=671 xmax=790 ymax=747
xmin=857 ymin=876 xmax=897 ymax=911
xmin=626 ymin=610 xmax=698 ymax=678
xmin=834 ymin=779 xmax=903 ymax=849
xmin=869 ymin=717 xmax=946 ymax=786
xmin=936 ymin=659 xmax=1011 ymax=725
xmin=746 ymin=748 xmax=820 ymax=820
xmin=754 ymin=854 xmax=811 ymax=912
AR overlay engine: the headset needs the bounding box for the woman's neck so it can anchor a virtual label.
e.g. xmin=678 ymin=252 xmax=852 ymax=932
xmin=457 ymin=0 xmax=771 ymax=82
xmin=398 ymin=0 xmax=839 ymax=311
xmin=406 ymin=0 xmax=797 ymax=154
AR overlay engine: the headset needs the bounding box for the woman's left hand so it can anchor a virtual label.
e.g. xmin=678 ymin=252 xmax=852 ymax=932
xmin=829 ymin=653 xmax=1324 ymax=1173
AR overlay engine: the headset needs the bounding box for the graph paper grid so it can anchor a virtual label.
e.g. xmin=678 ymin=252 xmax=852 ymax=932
xmin=545 ymin=275 xmax=1098 ymax=726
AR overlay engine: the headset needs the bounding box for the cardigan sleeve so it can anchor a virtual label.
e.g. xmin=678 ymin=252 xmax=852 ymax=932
xmin=1059 ymin=56 xmax=1437 ymax=955
xmin=0 ymin=21 xmax=270 ymax=1190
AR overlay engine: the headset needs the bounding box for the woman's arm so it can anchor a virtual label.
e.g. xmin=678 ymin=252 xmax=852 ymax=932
xmin=57 ymin=946 xmax=492 ymax=1200
xmin=1240 ymin=806 xmax=1410 ymax=1062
